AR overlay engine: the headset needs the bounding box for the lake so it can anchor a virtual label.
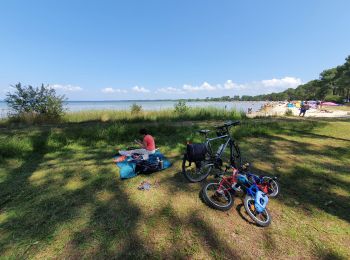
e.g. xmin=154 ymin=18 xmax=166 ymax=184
xmin=0 ymin=100 xmax=265 ymax=118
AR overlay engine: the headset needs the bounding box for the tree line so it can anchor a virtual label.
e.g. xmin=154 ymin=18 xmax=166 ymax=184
xmin=186 ymin=55 xmax=350 ymax=103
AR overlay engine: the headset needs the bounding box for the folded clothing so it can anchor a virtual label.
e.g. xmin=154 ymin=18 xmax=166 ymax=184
xmin=138 ymin=180 xmax=151 ymax=190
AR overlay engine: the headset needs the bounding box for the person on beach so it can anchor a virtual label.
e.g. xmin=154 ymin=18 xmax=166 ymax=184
xmin=118 ymin=128 xmax=156 ymax=160
xmin=299 ymin=101 xmax=310 ymax=117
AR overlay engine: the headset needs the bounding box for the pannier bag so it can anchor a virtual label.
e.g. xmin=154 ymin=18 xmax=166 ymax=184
xmin=186 ymin=143 xmax=207 ymax=162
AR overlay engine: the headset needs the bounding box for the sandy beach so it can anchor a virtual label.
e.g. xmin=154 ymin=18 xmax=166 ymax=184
xmin=247 ymin=102 xmax=350 ymax=118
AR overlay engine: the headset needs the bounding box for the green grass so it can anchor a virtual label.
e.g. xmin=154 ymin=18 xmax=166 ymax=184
xmin=0 ymin=113 xmax=349 ymax=259
xmin=62 ymin=107 xmax=245 ymax=123
xmin=1 ymin=107 xmax=245 ymax=127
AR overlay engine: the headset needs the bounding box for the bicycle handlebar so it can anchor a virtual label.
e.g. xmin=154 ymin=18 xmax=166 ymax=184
xmin=215 ymin=120 xmax=240 ymax=129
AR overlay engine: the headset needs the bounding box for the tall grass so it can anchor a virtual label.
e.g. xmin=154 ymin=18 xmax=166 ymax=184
xmin=1 ymin=107 xmax=244 ymax=126
xmin=0 ymin=135 xmax=33 ymax=160
xmin=63 ymin=107 xmax=245 ymax=123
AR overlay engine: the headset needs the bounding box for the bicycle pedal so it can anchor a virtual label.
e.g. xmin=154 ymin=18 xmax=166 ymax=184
xmin=234 ymin=186 xmax=242 ymax=192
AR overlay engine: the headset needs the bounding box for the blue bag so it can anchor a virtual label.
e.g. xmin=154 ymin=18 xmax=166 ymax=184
xmin=115 ymin=151 xmax=171 ymax=179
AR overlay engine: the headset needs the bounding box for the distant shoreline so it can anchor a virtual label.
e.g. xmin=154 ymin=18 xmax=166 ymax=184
xmin=0 ymin=99 xmax=265 ymax=102
xmin=0 ymin=100 xmax=266 ymax=119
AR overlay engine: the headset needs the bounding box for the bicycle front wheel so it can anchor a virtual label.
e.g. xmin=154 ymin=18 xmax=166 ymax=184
xmin=202 ymin=182 xmax=233 ymax=211
xmin=182 ymin=155 xmax=213 ymax=182
xmin=244 ymin=195 xmax=271 ymax=227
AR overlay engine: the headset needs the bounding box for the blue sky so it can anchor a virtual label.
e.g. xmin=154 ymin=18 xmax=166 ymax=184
xmin=0 ymin=0 xmax=349 ymax=100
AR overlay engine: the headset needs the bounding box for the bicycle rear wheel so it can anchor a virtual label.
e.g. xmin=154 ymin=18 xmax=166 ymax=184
xmin=262 ymin=177 xmax=279 ymax=197
xmin=182 ymin=154 xmax=213 ymax=182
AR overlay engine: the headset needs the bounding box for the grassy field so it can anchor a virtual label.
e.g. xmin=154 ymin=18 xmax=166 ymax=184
xmin=0 ymin=112 xmax=349 ymax=259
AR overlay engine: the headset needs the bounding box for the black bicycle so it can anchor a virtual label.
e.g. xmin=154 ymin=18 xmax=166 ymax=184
xmin=182 ymin=121 xmax=242 ymax=182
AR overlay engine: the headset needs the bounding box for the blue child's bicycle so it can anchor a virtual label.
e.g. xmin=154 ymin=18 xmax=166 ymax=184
xmin=237 ymin=173 xmax=272 ymax=227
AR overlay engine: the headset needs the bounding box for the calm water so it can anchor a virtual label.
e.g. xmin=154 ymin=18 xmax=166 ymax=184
xmin=0 ymin=100 xmax=265 ymax=118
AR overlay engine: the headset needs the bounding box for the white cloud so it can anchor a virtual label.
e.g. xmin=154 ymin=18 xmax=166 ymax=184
xmin=223 ymin=80 xmax=235 ymax=90
xmin=157 ymin=87 xmax=185 ymax=94
xmin=152 ymin=77 xmax=302 ymax=99
xmin=49 ymin=77 xmax=302 ymax=99
xmin=132 ymin=86 xmax=150 ymax=93
xmin=261 ymin=77 xmax=302 ymax=89
xmin=164 ymin=76 xmax=303 ymax=98
xmin=182 ymin=82 xmax=218 ymax=92
xmin=50 ymin=84 xmax=83 ymax=92
xmin=101 ymin=87 xmax=127 ymax=93
xmin=222 ymin=80 xmax=246 ymax=90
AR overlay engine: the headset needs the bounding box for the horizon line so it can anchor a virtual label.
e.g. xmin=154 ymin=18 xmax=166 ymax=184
xmin=0 ymin=99 xmax=261 ymax=102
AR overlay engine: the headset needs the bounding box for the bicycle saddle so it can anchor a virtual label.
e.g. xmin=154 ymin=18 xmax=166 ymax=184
xmin=198 ymin=129 xmax=210 ymax=134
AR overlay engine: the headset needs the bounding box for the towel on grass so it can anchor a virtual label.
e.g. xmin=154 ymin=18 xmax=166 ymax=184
xmin=114 ymin=150 xmax=171 ymax=179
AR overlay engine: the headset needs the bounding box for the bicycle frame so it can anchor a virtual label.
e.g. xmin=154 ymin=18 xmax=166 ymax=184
xmin=182 ymin=121 xmax=241 ymax=182
xmin=216 ymin=168 xmax=238 ymax=194
xmin=205 ymin=134 xmax=230 ymax=157
xmin=215 ymin=168 xmax=270 ymax=196
xmin=204 ymin=132 xmax=239 ymax=168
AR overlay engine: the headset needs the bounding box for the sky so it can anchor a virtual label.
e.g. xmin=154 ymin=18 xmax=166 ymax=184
xmin=0 ymin=0 xmax=349 ymax=101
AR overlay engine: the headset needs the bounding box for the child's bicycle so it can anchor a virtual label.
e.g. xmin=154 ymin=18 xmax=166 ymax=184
xmin=201 ymin=164 xmax=279 ymax=227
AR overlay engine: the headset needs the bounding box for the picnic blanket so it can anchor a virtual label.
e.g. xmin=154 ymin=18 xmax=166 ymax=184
xmin=114 ymin=150 xmax=171 ymax=179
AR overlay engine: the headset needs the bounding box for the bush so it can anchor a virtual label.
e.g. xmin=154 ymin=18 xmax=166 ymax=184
xmin=174 ymin=100 xmax=189 ymax=114
xmin=5 ymin=83 xmax=66 ymax=123
xmin=130 ymin=103 xmax=142 ymax=114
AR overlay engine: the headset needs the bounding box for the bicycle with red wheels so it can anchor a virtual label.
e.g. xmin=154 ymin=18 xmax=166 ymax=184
xmin=201 ymin=164 xmax=279 ymax=227
xmin=201 ymin=166 xmax=240 ymax=211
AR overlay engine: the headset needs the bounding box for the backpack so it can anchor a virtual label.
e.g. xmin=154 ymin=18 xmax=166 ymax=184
xmin=186 ymin=143 xmax=207 ymax=162
xmin=135 ymin=160 xmax=160 ymax=174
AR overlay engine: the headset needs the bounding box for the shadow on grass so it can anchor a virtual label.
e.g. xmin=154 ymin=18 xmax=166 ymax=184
xmin=62 ymin=116 xmax=350 ymax=260
xmin=239 ymin=121 xmax=350 ymax=224
xmin=0 ymin=127 xmax=152 ymax=258
xmin=0 ymin=131 xmax=50 ymax=255
xmin=280 ymin=165 xmax=350 ymax=223
xmin=64 ymin=185 xmax=149 ymax=259
xmin=0 ymin=122 xmax=242 ymax=258
xmin=0 ymin=117 xmax=349 ymax=258
xmin=235 ymin=203 xmax=255 ymax=226
xmin=317 ymin=249 xmax=347 ymax=260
